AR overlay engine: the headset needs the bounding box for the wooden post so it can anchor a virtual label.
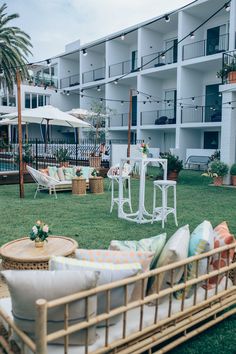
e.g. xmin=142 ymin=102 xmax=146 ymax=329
xmin=127 ymin=89 xmax=132 ymax=158
xmin=16 ymin=70 xmax=24 ymax=198
xmin=35 ymin=299 xmax=47 ymax=354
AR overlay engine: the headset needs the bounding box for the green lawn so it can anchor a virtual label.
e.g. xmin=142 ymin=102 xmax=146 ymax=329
xmin=0 ymin=170 xmax=235 ymax=353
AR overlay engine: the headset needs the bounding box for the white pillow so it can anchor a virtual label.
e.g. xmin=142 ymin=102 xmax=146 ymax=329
xmin=2 ymin=270 xmax=99 ymax=345
xmin=49 ymin=256 xmax=142 ymax=326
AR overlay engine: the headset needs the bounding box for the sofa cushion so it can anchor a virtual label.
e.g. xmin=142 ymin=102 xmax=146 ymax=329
xmin=148 ymin=225 xmax=190 ymax=294
xmin=49 ymin=257 xmax=142 ymax=326
xmin=109 ymin=233 xmax=166 ymax=270
xmin=175 ymin=220 xmax=214 ymax=299
xmin=39 ymin=168 xmax=49 ymax=175
xmin=48 ymin=166 xmax=59 ymax=181
xmin=57 ymin=167 xmax=65 ymax=181
xmin=75 ymin=249 xmax=154 ymax=300
xmin=64 ymin=167 xmax=75 ymax=180
xmin=205 ymin=221 xmax=235 ymax=289
xmin=1 ymin=270 xmax=99 ymax=345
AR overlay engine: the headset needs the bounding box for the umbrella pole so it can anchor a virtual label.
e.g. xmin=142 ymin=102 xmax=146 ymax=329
xmin=16 ymin=70 xmax=24 ymax=198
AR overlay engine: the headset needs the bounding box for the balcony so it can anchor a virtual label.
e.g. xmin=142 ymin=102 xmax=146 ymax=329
xmin=182 ymin=33 xmax=229 ymax=60
xmin=82 ymin=67 xmax=105 ymax=84
xmin=220 ymin=50 xmax=236 ymax=84
xmin=33 ymin=75 xmax=58 ymax=89
xmin=108 ymin=113 xmax=129 ymax=127
xmin=141 ymin=49 xmax=177 ymax=70
xmin=60 ymin=74 xmax=80 ymax=89
xmin=181 ymin=106 xmax=222 ymax=123
xmin=140 ymin=109 xmax=176 ymax=125
xmin=109 ymin=59 xmax=138 ymax=77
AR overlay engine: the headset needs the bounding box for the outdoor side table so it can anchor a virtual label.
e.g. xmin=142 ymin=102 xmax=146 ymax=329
xmin=89 ymin=176 xmax=104 ymax=194
xmin=72 ymin=178 xmax=86 ymax=195
xmin=0 ymin=236 xmax=78 ymax=270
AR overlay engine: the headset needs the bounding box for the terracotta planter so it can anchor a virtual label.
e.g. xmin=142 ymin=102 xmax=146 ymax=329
xmin=89 ymin=156 xmax=101 ymax=168
xmin=213 ymin=176 xmax=223 ymax=186
xmin=228 ymin=71 xmax=236 ymax=84
xmin=231 ymin=175 xmax=236 ymax=186
xmin=167 ymin=170 xmax=179 ymax=181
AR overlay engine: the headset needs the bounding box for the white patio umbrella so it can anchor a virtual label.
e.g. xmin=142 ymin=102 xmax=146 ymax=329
xmin=0 ymin=105 xmax=92 ymax=128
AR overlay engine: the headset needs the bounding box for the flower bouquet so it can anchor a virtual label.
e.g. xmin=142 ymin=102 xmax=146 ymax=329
xmin=140 ymin=143 xmax=149 ymax=157
xmin=91 ymin=169 xmax=100 ymax=177
xmin=75 ymin=167 xmax=83 ymax=178
xmin=30 ymin=220 xmax=50 ymax=247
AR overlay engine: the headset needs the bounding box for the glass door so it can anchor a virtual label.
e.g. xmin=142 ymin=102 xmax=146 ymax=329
xmin=165 ymin=39 xmax=178 ymax=64
xmin=206 ymin=25 xmax=226 ymax=55
xmin=205 ymin=84 xmax=222 ymax=122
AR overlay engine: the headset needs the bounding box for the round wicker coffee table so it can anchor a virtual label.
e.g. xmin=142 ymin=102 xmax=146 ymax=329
xmin=0 ymin=236 xmax=78 ymax=270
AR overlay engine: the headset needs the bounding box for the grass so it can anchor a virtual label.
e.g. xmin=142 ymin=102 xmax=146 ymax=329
xmin=0 ymin=169 xmax=235 ymax=353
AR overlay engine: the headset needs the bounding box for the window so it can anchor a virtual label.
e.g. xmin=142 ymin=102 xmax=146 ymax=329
xmin=1 ymin=96 xmax=7 ymax=106
xmin=204 ymin=132 xmax=219 ymax=149
xmin=24 ymin=93 xmax=50 ymax=108
xmin=9 ymin=96 xmax=16 ymax=107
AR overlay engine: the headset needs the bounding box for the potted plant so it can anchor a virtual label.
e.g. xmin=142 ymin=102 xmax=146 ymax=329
xmin=89 ymin=169 xmax=104 ymax=194
xmin=54 ymin=148 xmax=71 ymax=167
xmin=29 ymin=220 xmax=50 ymax=248
xmin=14 ymin=143 xmax=34 ymax=170
xmin=230 ymin=163 xmax=236 ymax=186
xmin=72 ymin=168 xmax=86 ymax=195
xmin=202 ymin=160 xmax=229 ymax=186
xmin=160 ymin=152 xmax=183 ymax=181
xmin=217 ymin=58 xmax=236 ymax=83
xmin=140 ymin=142 xmax=149 ymax=158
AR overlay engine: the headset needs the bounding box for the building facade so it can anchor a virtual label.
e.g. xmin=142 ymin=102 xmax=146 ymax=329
xmin=1 ymin=0 xmax=236 ymax=174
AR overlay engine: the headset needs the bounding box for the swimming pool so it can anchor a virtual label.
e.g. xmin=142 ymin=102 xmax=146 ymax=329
xmin=0 ymin=160 xmax=18 ymax=172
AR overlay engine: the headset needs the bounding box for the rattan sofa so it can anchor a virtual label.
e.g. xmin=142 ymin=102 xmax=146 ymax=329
xmin=0 ymin=243 xmax=235 ymax=354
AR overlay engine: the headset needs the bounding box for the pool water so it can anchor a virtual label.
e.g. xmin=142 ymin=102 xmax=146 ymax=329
xmin=0 ymin=160 xmax=18 ymax=172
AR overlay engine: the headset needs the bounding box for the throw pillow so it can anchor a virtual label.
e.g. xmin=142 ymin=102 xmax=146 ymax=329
xmin=205 ymin=221 xmax=235 ymax=289
xmin=39 ymin=168 xmax=48 ymax=175
xmin=75 ymin=249 xmax=154 ymax=300
xmin=109 ymin=233 xmax=166 ymax=270
xmin=148 ymin=225 xmax=190 ymax=294
xmin=48 ymin=166 xmax=59 ymax=181
xmin=175 ymin=220 xmax=214 ymax=300
xmin=49 ymin=257 xmax=142 ymax=326
xmin=2 ymin=270 xmax=99 ymax=345
xmin=63 ymin=167 xmax=75 ymax=181
xmin=57 ymin=167 xmax=65 ymax=181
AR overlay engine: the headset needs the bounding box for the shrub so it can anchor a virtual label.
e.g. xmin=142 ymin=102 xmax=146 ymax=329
xmin=230 ymin=163 xmax=236 ymax=176
xmin=208 ymin=160 xmax=229 ymax=177
xmin=160 ymin=152 xmax=183 ymax=172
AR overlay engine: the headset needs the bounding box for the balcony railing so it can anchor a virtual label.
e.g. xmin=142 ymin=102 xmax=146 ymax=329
xmin=140 ymin=109 xmax=176 ymax=125
xmin=60 ymin=74 xmax=80 ymax=89
xmin=181 ymin=106 xmax=222 ymax=123
xmin=182 ymin=33 xmax=229 ymax=60
xmin=33 ymin=76 xmax=58 ymax=89
xmin=141 ymin=50 xmax=177 ymax=70
xmin=221 ymin=50 xmax=236 ymax=84
xmin=108 ymin=113 xmax=129 ymax=127
xmin=109 ymin=59 xmax=138 ymax=77
xmin=82 ymin=67 xmax=105 ymax=84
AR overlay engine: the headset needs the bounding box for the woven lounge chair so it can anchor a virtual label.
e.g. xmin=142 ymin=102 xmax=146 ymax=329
xmin=26 ymin=165 xmax=61 ymax=199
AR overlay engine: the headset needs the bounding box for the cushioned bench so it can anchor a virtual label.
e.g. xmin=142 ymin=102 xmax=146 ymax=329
xmin=185 ymin=155 xmax=210 ymax=170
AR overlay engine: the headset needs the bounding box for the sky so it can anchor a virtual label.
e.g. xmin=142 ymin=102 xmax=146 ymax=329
xmin=5 ymin=0 xmax=192 ymax=62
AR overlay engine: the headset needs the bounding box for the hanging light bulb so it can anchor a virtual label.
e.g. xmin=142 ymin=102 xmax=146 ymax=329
xmin=164 ymin=15 xmax=170 ymax=23
xmin=195 ymin=106 xmax=198 ymax=110
xmin=100 ymin=98 xmax=103 ymax=102
xmin=120 ymin=100 xmax=124 ymax=105
xmin=161 ymin=52 xmax=166 ymax=59
xmin=190 ymin=32 xmax=195 ymax=39
xmin=46 ymin=59 xmax=51 ymax=66
xmin=143 ymin=101 xmax=146 ymax=104
xmin=121 ymin=34 xmax=125 ymax=40
xmin=114 ymin=79 xmax=118 ymax=85
xmin=82 ymin=49 xmax=87 ymax=56
xmin=97 ymin=86 xmax=101 ymax=92
xmin=66 ymin=91 xmax=70 ymax=96
xmin=225 ymin=3 xmax=230 ymax=11
xmin=192 ymin=97 xmax=195 ymax=102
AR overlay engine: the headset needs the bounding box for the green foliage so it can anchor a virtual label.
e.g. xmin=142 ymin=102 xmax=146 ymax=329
xmin=209 ymin=150 xmax=220 ymax=161
xmin=14 ymin=143 xmax=34 ymax=163
xmin=0 ymin=3 xmax=33 ymax=93
xmin=75 ymin=167 xmax=83 ymax=177
xmin=217 ymin=57 xmax=236 ymax=80
xmin=54 ymin=148 xmax=70 ymax=163
xmin=160 ymin=152 xmax=183 ymax=172
xmin=91 ymin=168 xmax=100 ymax=177
xmin=206 ymin=160 xmax=229 ymax=177
xmin=230 ymin=163 xmax=236 ymax=176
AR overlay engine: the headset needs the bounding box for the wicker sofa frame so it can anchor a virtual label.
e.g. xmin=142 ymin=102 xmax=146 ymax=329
xmin=0 ymin=243 xmax=236 ymax=354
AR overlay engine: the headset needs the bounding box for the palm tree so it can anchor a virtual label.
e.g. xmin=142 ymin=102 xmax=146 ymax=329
xmin=0 ymin=3 xmax=32 ymax=93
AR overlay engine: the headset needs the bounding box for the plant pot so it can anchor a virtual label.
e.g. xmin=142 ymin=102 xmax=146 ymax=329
xmin=89 ymin=177 xmax=104 ymax=194
xmin=228 ymin=71 xmax=236 ymax=84
xmin=213 ymin=176 xmax=223 ymax=186
xmin=167 ymin=170 xmax=179 ymax=181
xmin=89 ymin=156 xmax=101 ymax=168
xmin=231 ymin=175 xmax=236 ymax=186
xmin=35 ymin=239 xmax=44 ymax=248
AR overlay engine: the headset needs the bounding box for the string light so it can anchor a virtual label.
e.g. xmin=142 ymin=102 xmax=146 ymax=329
xmin=121 ymin=34 xmax=125 ymax=40
xmin=161 ymin=53 xmax=166 ymax=59
xmin=46 ymin=59 xmax=51 ymax=66
xmin=97 ymin=86 xmax=101 ymax=92
xmin=192 ymin=97 xmax=195 ymax=102
xmin=225 ymin=3 xmax=230 ymax=11
xmin=82 ymin=49 xmax=87 ymax=56
xmin=114 ymin=79 xmax=118 ymax=85
xmin=164 ymin=15 xmax=170 ymax=23
xmin=190 ymin=32 xmax=195 ymax=39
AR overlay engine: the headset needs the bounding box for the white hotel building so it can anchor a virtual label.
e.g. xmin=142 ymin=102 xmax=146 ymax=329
xmin=1 ymin=0 xmax=236 ymax=171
